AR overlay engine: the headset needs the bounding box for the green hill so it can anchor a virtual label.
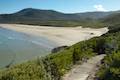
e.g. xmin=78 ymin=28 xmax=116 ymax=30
xmin=102 ymin=12 xmax=120 ymax=32
xmin=0 ymin=8 xmax=119 ymax=27
xmin=103 ymin=12 xmax=120 ymax=25
xmin=0 ymin=8 xmax=81 ymax=24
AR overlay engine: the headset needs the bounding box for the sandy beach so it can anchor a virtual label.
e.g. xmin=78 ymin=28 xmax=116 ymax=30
xmin=0 ymin=24 xmax=108 ymax=46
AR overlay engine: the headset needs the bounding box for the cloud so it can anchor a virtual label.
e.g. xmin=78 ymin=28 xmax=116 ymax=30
xmin=94 ymin=5 xmax=107 ymax=11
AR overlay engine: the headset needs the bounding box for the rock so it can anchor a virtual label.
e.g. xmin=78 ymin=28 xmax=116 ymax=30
xmin=51 ymin=46 xmax=68 ymax=53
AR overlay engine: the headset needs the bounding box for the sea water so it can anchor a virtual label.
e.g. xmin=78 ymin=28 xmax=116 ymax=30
xmin=0 ymin=27 xmax=58 ymax=68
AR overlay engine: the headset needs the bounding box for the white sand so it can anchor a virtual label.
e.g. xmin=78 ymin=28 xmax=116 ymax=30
xmin=0 ymin=24 xmax=108 ymax=46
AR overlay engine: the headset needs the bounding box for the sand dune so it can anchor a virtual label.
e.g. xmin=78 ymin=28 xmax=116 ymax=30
xmin=0 ymin=24 xmax=108 ymax=46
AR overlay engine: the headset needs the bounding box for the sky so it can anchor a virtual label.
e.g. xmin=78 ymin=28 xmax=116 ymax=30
xmin=0 ymin=0 xmax=120 ymax=14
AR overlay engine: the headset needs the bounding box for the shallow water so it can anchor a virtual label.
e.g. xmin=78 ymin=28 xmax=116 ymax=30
xmin=0 ymin=27 xmax=58 ymax=68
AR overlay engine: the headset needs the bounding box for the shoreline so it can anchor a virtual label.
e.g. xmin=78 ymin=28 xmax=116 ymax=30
xmin=0 ymin=24 xmax=109 ymax=46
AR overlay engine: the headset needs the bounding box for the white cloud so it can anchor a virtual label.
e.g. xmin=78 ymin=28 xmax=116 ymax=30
xmin=94 ymin=5 xmax=107 ymax=11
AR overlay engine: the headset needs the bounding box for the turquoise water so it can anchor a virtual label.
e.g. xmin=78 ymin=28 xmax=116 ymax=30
xmin=0 ymin=27 xmax=58 ymax=68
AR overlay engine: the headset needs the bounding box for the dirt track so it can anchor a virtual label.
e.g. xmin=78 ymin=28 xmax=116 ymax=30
xmin=63 ymin=54 xmax=105 ymax=80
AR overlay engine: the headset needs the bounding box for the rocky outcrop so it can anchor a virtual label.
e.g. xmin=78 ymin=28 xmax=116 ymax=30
xmin=51 ymin=46 xmax=68 ymax=53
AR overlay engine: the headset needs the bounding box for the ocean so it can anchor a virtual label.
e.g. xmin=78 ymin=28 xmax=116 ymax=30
xmin=0 ymin=27 xmax=57 ymax=68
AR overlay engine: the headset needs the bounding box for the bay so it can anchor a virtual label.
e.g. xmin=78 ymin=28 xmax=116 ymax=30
xmin=0 ymin=27 xmax=57 ymax=68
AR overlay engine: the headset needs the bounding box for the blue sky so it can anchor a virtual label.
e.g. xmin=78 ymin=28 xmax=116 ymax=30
xmin=0 ymin=0 xmax=120 ymax=14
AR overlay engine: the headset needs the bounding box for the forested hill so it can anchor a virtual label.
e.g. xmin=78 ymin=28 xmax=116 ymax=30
xmin=0 ymin=8 xmax=81 ymax=21
xmin=102 ymin=12 xmax=120 ymax=26
xmin=0 ymin=8 xmax=120 ymax=27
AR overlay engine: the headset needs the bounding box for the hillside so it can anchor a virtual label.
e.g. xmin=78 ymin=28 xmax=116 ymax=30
xmin=102 ymin=12 xmax=120 ymax=26
xmin=0 ymin=8 xmax=119 ymax=27
xmin=0 ymin=8 xmax=81 ymax=23
xmin=102 ymin=12 xmax=120 ymax=32
xmin=75 ymin=12 xmax=112 ymax=19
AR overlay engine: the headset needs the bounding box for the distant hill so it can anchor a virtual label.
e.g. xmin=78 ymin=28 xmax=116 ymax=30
xmin=75 ymin=10 xmax=120 ymax=19
xmin=102 ymin=12 xmax=120 ymax=26
xmin=0 ymin=8 xmax=80 ymax=23
xmin=0 ymin=8 xmax=120 ymax=27
xmin=75 ymin=12 xmax=111 ymax=19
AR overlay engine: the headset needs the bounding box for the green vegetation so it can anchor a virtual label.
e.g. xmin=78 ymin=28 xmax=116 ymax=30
xmin=0 ymin=8 xmax=120 ymax=80
xmin=96 ymin=24 xmax=120 ymax=80
xmin=96 ymin=52 xmax=120 ymax=80
xmin=18 ymin=20 xmax=105 ymax=28
xmin=0 ymin=35 xmax=100 ymax=80
xmin=102 ymin=13 xmax=120 ymax=26
xmin=0 ymin=23 xmax=120 ymax=80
